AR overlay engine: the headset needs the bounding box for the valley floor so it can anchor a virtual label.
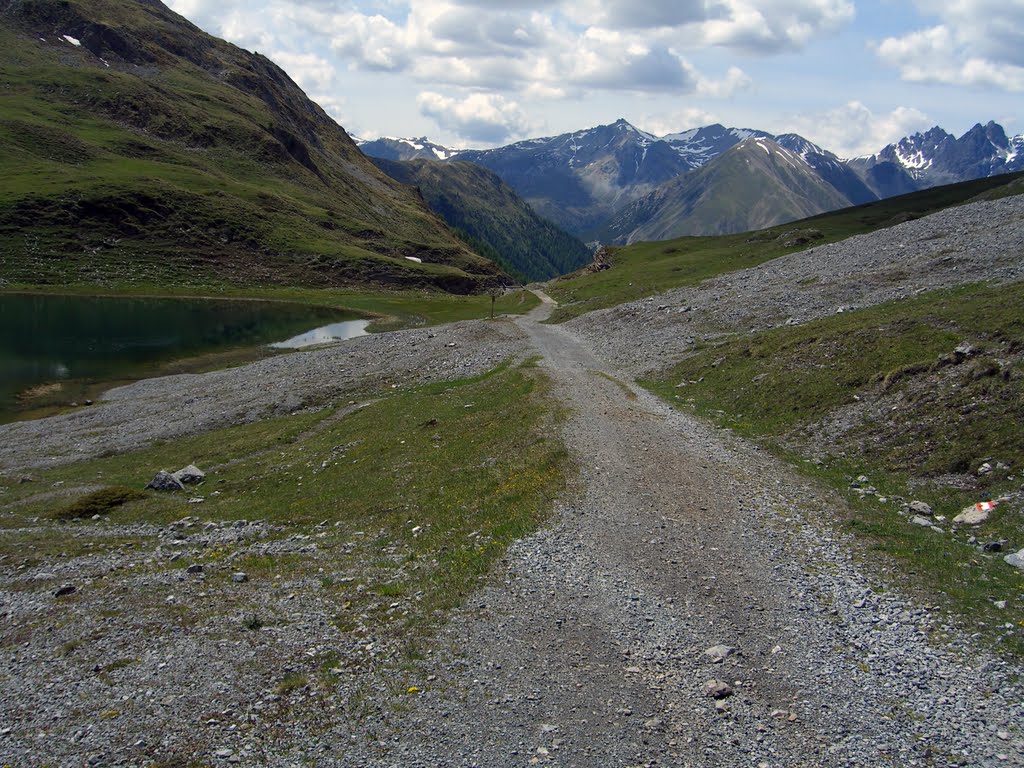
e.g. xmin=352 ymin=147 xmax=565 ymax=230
xmin=2 ymin=196 xmax=1023 ymax=767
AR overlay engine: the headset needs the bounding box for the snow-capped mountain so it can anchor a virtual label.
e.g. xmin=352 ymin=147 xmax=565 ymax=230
xmin=354 ymin=136 xmax=457 ymax=162
xmin=450 ymin=119 xmax=693 ymax=234
xmin=851 ymin=121 xmax=1024 ymax=189
xmin=359 ymin=119 xmax=1023 ymax=242
xmin=603 ymin=137 xmax=853 ymax=244
xmin=661 ymin=124 xmax=772 ymax=170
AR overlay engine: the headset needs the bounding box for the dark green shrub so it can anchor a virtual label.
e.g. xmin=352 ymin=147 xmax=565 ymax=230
xmin=55 ymin=486 xmax=147 ymax=520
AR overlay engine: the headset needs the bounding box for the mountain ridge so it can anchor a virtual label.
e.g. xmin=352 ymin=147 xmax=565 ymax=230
xmin=358 ymin=118 xmax=1024 ymax=243
xmin=603 ymin=137 xmax=854 ymax=243
xmin=370 ymin=157 xmax=592 ymax=282
xmin=0 ymin=0 xmax=505 ymax=293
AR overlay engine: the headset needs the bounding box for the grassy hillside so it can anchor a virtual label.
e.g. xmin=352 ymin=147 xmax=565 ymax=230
xmin=644 ymin=281 xmax=1024 ymax=655
xmin=371 ymin=158 xmax=592 ymax=282
xmin=548 ymin=171 xmax=1024 ymax=322
xmin=0 ymin=0 xmax=503 ymax=293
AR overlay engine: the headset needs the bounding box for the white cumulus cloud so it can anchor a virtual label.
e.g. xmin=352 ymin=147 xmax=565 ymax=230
xmin=329 ymin=12 xmax=413 ymax=72
xmin=696 ymin=65 xmax=752 ymax=97
xmin=636 ymin=107 xmax=721 ymax=137
xmin=787 ymin=101 xmax=933 ymax=158
xmin=876 ymin=1 xmax=1024 ymax=91
xmin=697 ymin=0 xmax=854 ymax=53
xmin=417 ymin=91 xmax=531 ymax=143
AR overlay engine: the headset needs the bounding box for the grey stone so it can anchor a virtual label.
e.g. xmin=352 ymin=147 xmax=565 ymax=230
xmin=908 ymin=500 xmax=933 ymax=516
xmin=53 ymin=584 xmax=77 ymax=597
xmin=173 ymin=464 xmax=206 ymax=485
xmin=232 ymin=572 xmax=249 ymax=583
xmin=953 ymin=505 xmax=990 ymax=526
xmin=703 ymin=644 xmax=735 ymax=663
xmin=954 ymin=341 xmax=978 ymax=359
xmin=186 ymin=564 xmax=204 ymax=574
xmin=146 ymin=470 xmax=185 ymax=492
xmin=1003 ymin=549 xmax=1024 ymax=570
xmin=910 ymin=515 xmax=933 ymax=527
xmin=703 ymin=679 xmax=733 ymax=699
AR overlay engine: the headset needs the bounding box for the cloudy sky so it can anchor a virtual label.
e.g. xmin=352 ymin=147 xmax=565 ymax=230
xmin=164 ymin=0 xmax=1023 ymax=157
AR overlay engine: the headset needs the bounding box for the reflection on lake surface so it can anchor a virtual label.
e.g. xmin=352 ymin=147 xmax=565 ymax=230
xmin=271 ymin=320 xmax=370 ymax=349
xmin=0 ymin=293 xmax=368 ymax=420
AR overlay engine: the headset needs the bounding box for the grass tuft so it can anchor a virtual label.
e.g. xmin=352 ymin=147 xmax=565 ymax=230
xmin=276 ymin=673 xmax=308 ymax=696
xmin=54 ymin=486 xmax=148 ymax=521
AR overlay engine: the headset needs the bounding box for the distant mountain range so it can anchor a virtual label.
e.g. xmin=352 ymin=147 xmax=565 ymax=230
xmin=358 ymin=120 xmax=1024 ymax=244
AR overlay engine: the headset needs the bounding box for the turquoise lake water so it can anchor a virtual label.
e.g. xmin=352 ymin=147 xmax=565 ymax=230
xmin=0 ymin=294 xmax=368 ymax=419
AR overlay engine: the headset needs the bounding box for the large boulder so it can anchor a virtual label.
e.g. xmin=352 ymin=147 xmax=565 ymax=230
xmin=173 ymin=464 xmax=206 ymax=485
xmin=953 ymin=503 xmax=993 ymax=526
xmin=1004 ymin=549 xmax=1024 ymax=571
xmin=146 ymin=470 xmax=184 ymax=492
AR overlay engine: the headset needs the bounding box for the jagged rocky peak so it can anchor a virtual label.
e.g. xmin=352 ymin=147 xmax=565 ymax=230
xmin=774 ymin=134 xmax=831 ymax=159
xmin=355 ymin=135 xmax=457 ymax=161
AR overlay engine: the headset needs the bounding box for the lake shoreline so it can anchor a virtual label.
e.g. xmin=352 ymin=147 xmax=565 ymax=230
xmin=0 ymin=317 xmax=529 ymax=474
xmin=0 ymin=294 xmax=369 ymax=423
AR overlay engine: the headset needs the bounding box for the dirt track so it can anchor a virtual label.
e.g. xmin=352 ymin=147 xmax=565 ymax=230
xmin=346 ymin=291 xmax=1023 ymax=767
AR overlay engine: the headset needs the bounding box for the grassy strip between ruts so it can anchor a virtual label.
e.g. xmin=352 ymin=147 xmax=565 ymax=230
xmin=0 ymin=358 xmax=568 ymax=690
xmin=546 ymin=172 xmax=1024 ymax=323
xmin=642 ymin=281 xmax=1024 ymax=658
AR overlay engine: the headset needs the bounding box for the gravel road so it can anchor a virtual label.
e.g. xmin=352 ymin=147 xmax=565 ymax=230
xmin=3 ymin=196 xmax=1023 ymax=766
xmin=345 ymin=293 xmax=1023 ymax=767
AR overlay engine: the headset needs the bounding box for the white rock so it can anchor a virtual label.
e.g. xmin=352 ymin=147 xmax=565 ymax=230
xmin=173 ymin=464 xmax=206 ymax=485
xmin=953 ymin=505 xmax=990 ymax=526
xmin=1003 ymin=549 xmax=1024 ymax=570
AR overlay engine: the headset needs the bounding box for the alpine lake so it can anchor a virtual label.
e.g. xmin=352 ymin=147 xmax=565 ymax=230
xmin=0 ymin=293 xmax=369 ymax=422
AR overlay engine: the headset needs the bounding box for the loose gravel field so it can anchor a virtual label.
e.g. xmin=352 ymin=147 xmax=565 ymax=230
xmin=570 ymin=195 xmax=1024 ymax=375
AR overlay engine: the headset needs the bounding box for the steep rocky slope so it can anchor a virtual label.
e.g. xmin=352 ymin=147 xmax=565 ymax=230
xmin=450 ymin=119 xmax=693 ymax=236
xmin=371 ymin=158 xmax=591 ymax=282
